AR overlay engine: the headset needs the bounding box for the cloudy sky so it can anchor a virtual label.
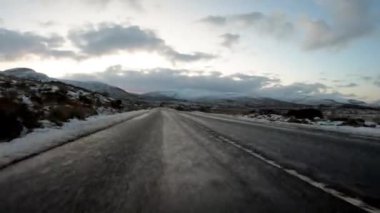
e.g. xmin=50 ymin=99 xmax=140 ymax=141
xmin=0 ymin=0 xmax=379 ymax=101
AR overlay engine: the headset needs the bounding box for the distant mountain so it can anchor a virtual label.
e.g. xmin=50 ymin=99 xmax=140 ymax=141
xmin=62 ymin=80 xmax=137 ymax=102
xmin=196 ymin=96 xmax=306 ymax=109
xmin=143 ymin=89 xmax=374 ymax=110
xmin=142 ymin=90 xmax=306 ymax=108
xmin=370 ymin=100 xmax=380 ymax=107
xmin=289 ymin=96 xmax=368 ymax=106
xmin=292 ymin=98 xmax=342 ymax=106
xmin=143 ymin=89 xmax=248 ymax=100
xmin=142 ymin=91 xmax=184 ymax=102
xmin=347 ymin=99 xmax=367 ymax=105
xmin=1 ymin=68 xmax=137 ymax=102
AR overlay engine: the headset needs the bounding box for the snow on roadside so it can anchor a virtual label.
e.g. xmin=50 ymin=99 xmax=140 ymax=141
xmin=192 ymin=112 xmax=380 ymax=139
xmin=238 ymin=115 xmax=380 ymax=139
xmin=0 ymin=110 xmax=147 ymax=168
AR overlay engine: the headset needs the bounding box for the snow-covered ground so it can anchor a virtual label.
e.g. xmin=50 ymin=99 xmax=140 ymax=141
xmin=240 ymin=116 xmax=380 ymax=138
xmin=192 ymin=112 xmax=380 ymax=139
xmin=0 ymin=110 xmax=147 ymax=168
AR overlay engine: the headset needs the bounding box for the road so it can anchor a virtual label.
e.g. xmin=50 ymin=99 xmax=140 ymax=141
xmin=0 ymin=108 xmax=378 ymax=213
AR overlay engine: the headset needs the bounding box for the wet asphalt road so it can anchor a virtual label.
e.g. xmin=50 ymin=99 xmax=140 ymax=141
xmin=0 ymin=108 xmax=378 ymax=213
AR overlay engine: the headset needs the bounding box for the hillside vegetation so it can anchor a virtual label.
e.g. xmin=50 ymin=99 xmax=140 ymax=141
xmin=0 ymin=73 xmax=125 ymax=141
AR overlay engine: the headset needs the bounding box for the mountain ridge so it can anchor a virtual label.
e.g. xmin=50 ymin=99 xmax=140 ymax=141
xmin=2 ymin=68 xmax=373 ymax=108
xmin=141 ymin=90 xmax=370 ymax=107
xmin=1 ymin=68 xmax=136 ymax=102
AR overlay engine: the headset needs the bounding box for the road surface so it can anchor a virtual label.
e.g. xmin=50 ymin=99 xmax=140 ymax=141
xmin=0 ymin=108 xmax=379 ymax=213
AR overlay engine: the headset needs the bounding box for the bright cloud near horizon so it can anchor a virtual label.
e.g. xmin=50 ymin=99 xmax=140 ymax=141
xmin=0 ymin=0 xmax=379 ymax=101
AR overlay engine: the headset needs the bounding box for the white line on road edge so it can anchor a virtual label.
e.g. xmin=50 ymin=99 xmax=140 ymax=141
xmin=215 ymin=135 xmax=380 ymax=213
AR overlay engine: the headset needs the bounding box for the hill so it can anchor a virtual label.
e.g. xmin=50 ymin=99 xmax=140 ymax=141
xmin=0 ymin=73 xmax=124 ymax=141
xmin=2 ymin=68 xmax=137 ymax=103
xmin=2 ymin=68 xmax=50 ymax=81
xmin=62 ymin=80 xmax=137 ymax=103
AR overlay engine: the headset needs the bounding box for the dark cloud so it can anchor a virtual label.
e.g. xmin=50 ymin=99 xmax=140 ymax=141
xmin=64 ymin=65 xmax=348 ymax=101
xmin=38 ymin=21 xmax=58 ymax=27
xmin=200 ymin=12 xmax=294 ymax=39
xmin=300 ymin=0 xmax=378 ymax=50
xmin=201 ymin=0 xmax=378 ymax=51
xmin=69 ymin=25 xmax=163 ymax=55
xmin=200 ymin=16 xmax=227 ymax=26
xmin=360 ymin=75 xmax=380 ymax=87
xmin=336 ymin=83 xmax=358 ymax=88
xmin=0 ymin=28 xmax=77 ymax=60
xmin=361 ymin=76 xmax=372 ymax=81
xmin=92 ymin=0 xmax=143 ymax=10
xmin=220 ymin=33 xmax=240 ymax=48
xmin=41 ymin=0 xmax=143 ymax=10
xmin=0 ymin=24 xmax=215 ymax=63
xmin=69 ymin=23 xmax=216 ymax=63
xmin=374 ymin=76 xmax=380 ymax=87
xmin=64 ymin=66 xmax=276 ymax=94
xmin=161 ymin=48 xmax=216 ymax=63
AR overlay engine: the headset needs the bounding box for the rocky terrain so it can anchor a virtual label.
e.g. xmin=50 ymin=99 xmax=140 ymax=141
xmin=0 ymin=73 xmax=127 ymax=141
xmin=62 ymin=80 xmax=138 ymax=103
